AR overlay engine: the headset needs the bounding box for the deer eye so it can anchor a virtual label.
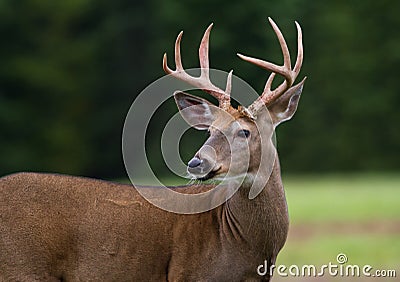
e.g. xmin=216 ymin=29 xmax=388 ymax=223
xmin=237 ymin=129 xmax=250 ymax=138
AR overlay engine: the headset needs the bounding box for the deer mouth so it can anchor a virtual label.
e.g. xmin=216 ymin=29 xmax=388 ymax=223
xmin=187 ymin=159 xmax=221 ymax=181
xmin=198 ymin=169 xmax=218 ymax=181
xmin=197 ymin=165 xmax=222 ymax=181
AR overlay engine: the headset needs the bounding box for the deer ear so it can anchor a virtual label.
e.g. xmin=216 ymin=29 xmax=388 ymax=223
xmin=174 ymin=91 xmax=216 ymax=130
xmin=267 ymin=77 xmax=306 ymax=127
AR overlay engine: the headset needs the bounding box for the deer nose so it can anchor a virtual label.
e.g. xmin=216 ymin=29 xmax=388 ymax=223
xmin=188 ymin=157 xmax=202 ymax=168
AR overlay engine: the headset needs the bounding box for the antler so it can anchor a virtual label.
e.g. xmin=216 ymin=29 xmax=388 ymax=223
xmin=163 ymin=24 xmax=232 ymax=110
xmin=237 ymin=17 xmax=303 ymax=116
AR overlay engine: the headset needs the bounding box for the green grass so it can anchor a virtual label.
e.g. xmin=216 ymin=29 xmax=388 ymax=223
xmin=278 ymin=233 xmax=400 ymax=268
xmin=283 ymin=173 xmax=400 ymax=223
xmin=275 ymin=173 xmax=400 ymax=278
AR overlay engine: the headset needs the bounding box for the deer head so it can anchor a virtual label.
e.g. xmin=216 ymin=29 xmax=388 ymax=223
xmin=163 ymin=18 xmax=305 ymax=196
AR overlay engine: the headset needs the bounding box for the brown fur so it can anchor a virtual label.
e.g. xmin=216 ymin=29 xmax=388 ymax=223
xmin=0 ymin=156 xmax=287 ymax=281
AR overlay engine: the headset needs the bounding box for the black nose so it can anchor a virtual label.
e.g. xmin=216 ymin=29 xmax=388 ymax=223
xmin=188 ymin=157 xmax=202 ymax=168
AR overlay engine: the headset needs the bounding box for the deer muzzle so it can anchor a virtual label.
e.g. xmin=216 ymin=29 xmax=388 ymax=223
xmin=187 ymin=144 xmax=219 ymax=180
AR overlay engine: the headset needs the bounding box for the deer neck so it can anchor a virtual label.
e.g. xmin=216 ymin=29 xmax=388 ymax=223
xmin=224 ymin=155 xmax=289 ymax=256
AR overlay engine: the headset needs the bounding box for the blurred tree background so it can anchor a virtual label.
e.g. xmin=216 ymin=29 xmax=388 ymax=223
xmin=0 ymin=0 xmax=399 ymax=179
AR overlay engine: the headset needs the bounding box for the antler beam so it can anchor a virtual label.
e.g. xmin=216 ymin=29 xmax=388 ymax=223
xmin=237 ymin=17 xmax=303 ymax=115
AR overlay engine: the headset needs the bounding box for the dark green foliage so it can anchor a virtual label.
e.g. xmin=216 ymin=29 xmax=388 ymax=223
xmin=0 ymin=0 xmax=399 ymax=178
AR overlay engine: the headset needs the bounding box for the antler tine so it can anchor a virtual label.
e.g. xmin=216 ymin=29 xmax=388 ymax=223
xmin=163 ymin=24 xmax=231 ymax=110
xmin=237 ymin=18 xmax=303 ymax=115
xmin=269 ymin=17 xmax=291 ymax=77
xmin=293 ymin=21 xmax=303 ymax=75
xmin=199 ymin=24 xmax=212 ymax=80
xmin=174 ymin=31 xmax=184 ymax=70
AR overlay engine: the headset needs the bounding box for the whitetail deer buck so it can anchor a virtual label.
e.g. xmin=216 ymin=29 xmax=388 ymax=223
xmin=0 ymin=18 xmax=305 ymax=281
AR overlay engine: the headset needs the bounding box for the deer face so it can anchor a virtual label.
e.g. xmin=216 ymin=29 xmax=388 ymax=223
xmin=195 ymin=114 xmax=259 ymax=180
xmin=185 ymin=107 xmax=260 ymax=180
xmin=175 ymin=84 xmax=304 ymax=181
